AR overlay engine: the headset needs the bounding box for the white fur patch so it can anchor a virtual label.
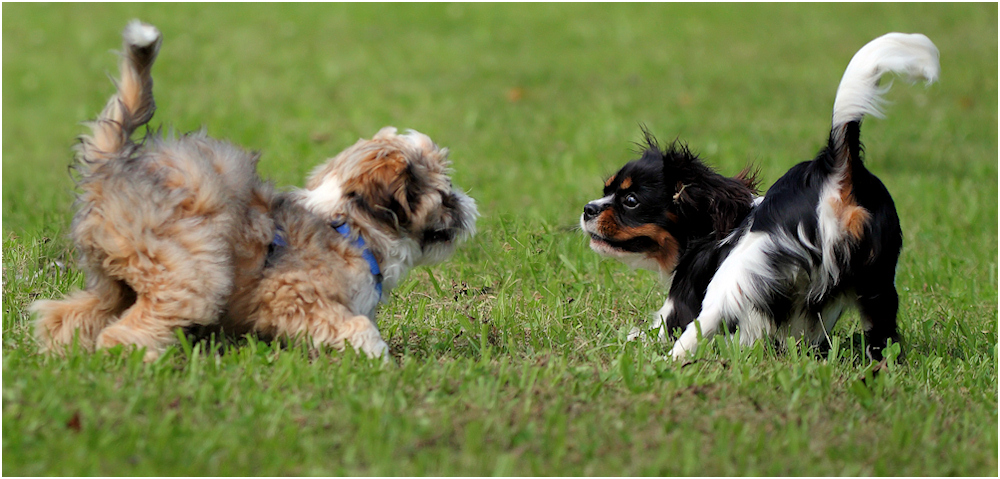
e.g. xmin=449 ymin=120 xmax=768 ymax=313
xmin=832 ymin=33 xmax=939 ymax=129
xmin=123 ymin=20 xmax=160 ymax=48
xmin=814 ymin=169 xmax=850 ymax=296
xmin=401 ymin=129 xmax=436 ymax=151
xmin=590 ymin=243 xmax=661 ymax=272
xmin=299 ymin=176 xmax=345 ymax=218
xmin=670 ymin=231 xmax=775 ymax=359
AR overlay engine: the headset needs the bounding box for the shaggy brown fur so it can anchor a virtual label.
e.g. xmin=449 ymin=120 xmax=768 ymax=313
xmin=31 ymin=21 xmax=477 ymax=361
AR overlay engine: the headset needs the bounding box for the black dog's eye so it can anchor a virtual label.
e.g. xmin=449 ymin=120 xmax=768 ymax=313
xmin=622 ymin=193 xmax=639 ymax=209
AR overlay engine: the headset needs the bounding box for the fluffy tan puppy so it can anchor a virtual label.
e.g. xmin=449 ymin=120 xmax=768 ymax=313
xmin=31 ymin=21 xmax=477 ymax=360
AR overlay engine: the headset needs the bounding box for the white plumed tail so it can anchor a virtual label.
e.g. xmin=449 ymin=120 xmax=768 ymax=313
xmin=831 ymin=32 xmax=940 ymax=130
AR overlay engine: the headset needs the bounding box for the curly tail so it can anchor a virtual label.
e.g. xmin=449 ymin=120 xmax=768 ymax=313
xmin=829 ymin=32 xmax=940 ymax=168
xmin=76 ymin=20 xmax=162 ymax=176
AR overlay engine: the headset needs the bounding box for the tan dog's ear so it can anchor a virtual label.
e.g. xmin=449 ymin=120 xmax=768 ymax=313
xmin=342 ymin=149 xmax=419 ymax=229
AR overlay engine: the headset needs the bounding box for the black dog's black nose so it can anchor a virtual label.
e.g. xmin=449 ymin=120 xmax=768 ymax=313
xmin=583 ymin=203 xmax=602 ymax=221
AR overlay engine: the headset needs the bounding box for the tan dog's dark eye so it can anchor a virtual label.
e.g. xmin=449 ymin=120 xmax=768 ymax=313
xmin=622 ymin=193 xmax=639 ymax=209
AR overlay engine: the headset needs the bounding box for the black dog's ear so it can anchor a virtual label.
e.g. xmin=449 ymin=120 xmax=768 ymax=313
xmin=660 ymin=140 xmax=701 ymax=201
xmin=659 ymin=140 xmax=757 ymax=240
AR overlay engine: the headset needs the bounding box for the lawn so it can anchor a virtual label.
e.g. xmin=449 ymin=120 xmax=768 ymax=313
xmin=3 ymin=3 xmax=997 ymax=476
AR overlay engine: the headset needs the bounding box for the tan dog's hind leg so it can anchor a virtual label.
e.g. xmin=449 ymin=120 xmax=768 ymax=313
xmin=31 ymin=274 xmax=135 ymax=353
xmin=96 ymin=296 xmax=214 ymax=362
xmin=94 ymin=235 xmax=234 ymax=361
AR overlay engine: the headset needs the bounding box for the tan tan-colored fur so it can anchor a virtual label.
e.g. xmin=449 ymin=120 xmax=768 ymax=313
xmin=594 ymin=209 xmax=680 ymax=272
xmin=831 ymin=125 xmax=871 ymax=240
xmin=31 ymin=21 xmax=477 ymax=361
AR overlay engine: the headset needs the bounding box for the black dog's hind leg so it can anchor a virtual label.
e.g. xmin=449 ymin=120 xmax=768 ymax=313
xmin=856 ymin=272 xmax=901 ymax=362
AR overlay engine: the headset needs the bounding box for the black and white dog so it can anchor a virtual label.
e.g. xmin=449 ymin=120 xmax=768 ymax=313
xmin=581 ymin=33 xmax=939 ymax=360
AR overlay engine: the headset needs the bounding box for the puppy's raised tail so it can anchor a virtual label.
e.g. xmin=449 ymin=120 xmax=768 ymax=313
xmin=829 ymin=32 xmax=939 ymax=168
xmin=830 ymin=33 xmax=941 ymax=166
xmin=76 ymin=20 xmax=162 ymax=175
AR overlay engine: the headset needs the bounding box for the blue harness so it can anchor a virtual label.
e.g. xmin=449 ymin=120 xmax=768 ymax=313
xmin=270 ymin=221 xmax=383 ymax=299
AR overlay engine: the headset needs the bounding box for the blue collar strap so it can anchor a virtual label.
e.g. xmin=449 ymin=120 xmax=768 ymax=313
xmin=269 ymin=221 xmax=383 ymax=299
xmin=271 ymin=225 xmax=288 ymax=248
xmin=333 ymin=222 xmax=383 ymax=299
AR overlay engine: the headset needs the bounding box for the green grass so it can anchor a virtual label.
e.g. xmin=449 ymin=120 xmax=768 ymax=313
xmin=3 ymin=3 xmax=997 ymax=476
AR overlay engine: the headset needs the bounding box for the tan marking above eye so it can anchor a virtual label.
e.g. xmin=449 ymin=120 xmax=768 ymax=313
xmin=620 ymin=177 xmax=632 ymax=189
xmin=604 ymin=175 xmax=616 ymax=187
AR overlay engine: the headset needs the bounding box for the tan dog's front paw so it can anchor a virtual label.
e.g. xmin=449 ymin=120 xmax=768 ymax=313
xmin=363 ymin=338 xmax=390 ymax=360
xmin=346 ymin=330 xmax=390 ymax=361
xmin=337 ymin=317 xmax=390 ymax=361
